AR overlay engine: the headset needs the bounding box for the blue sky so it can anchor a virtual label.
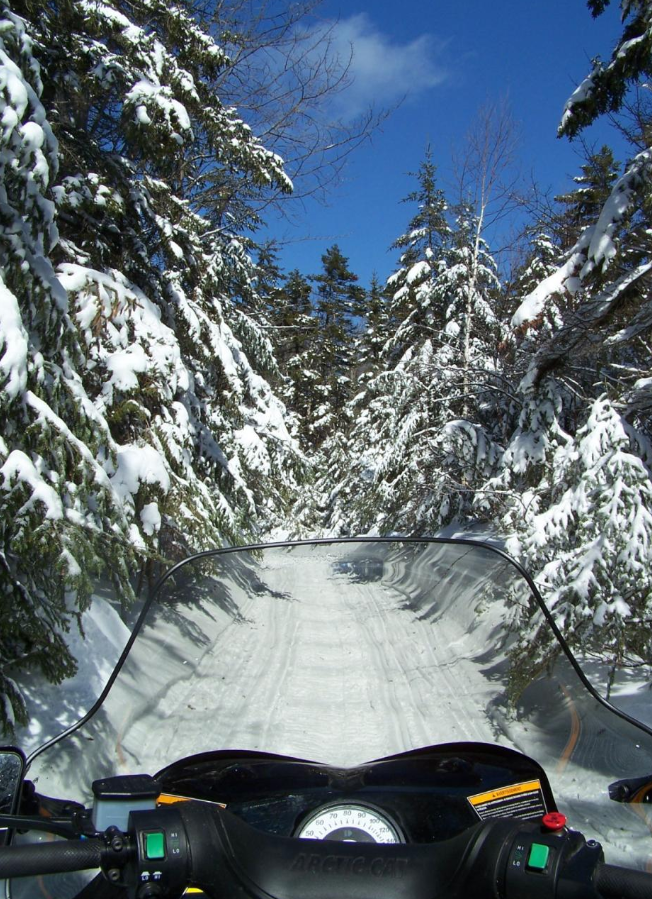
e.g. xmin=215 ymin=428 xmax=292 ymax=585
xmin=262 ymin=0 xmax=625 ymax=286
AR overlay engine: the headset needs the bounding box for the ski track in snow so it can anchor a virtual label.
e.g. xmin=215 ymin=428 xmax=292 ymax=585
xmin=131 ymin=557 xmax=500 ymax=769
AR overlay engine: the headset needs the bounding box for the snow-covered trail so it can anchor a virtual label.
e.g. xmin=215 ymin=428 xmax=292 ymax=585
xmin=128 ymin=555 xmax=502 ymax=770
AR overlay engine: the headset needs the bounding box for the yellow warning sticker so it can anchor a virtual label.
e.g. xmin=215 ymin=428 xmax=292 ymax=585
xmin=158 ymin=793 xmax=191 ymax=805
xmin=157 ymin=793 xmax=227 ymax=808
xmin=468 ymin=780 xmax=546 ymax=821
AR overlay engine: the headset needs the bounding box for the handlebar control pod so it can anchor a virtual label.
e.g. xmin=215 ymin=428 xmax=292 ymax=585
xmin=502 ymin=825 xmax=605 ymax=899
xmin=121 ymin=807 xmax=191 ymax=898
xmin=114 ymin=804 xmax=624 ymax=899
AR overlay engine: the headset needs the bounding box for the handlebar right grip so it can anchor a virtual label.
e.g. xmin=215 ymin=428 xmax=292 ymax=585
xmin=596 ymin=863 xmax=652 ymax=899
xmin=0 ymin=838 xmax=104 ymax=878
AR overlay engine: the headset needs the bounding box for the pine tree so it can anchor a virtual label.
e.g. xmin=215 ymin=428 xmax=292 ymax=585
xmin=354 ymin=274 xmax=392 ymax=389
xmin=502 ymin=397 xmax=652 ymax=691
xmin=506 ymin=231 xmax=564 ymax=354
xmin=385 ymin=146 xmax=451 ymax=365
xmin=308 ymin=245 xmax=362 ymax=446
xmin=434 ymin=204 xmax=504 ymax=410
xmin=496 ymin=0 xmax=652 ymax=670
xmin=554 ymin=145 xmax=620 ymax=250
xmin=321 ymin=148 xmax=451 ymax=534
xmin=515 ymin=3 xmax=652 ymax=361
xmin=382 ymin=206 xmax=505 ymax=531
xmin=14 ymin=0 xmax=302 ymax=547
xmin=560 ymin=1 xmax=652 ymax=140
xmin=329 ymin=165 xmax=507 ymax=536
xmin=267 ymin=268 xmax=319 ymax=443
xmin=0 ymin=1 xmax=134 ymax=730
xmin=512 ymin=232 xmax=561 ymax=304
xmin=0 ymin=0 xmax=304 ymax=731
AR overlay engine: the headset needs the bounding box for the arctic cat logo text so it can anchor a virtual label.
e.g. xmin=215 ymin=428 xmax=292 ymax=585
xmin=290 ymin=853 xmax=407 ymax=878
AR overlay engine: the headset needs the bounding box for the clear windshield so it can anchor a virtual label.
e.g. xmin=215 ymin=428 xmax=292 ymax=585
xmin=27 ymin=539 xmax=652 ymax=869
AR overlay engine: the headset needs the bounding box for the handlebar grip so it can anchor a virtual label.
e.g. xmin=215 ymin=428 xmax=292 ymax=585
xmin=0 ymin=838 xmax=104 ymax=878
xmin=595 ymin=863 xmax=652 ymax=899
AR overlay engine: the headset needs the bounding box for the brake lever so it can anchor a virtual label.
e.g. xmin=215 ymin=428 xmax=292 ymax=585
xmin=0 ymin=813 xmax=79 ymax=839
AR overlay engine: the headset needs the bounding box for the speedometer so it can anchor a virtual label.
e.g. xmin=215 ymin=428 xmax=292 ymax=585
xmin=296 ymin=803 xmax=403 ymax=843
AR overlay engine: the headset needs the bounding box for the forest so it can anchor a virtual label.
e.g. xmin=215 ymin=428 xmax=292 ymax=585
xmin=0 ymin=0 xmax=651 ymax=732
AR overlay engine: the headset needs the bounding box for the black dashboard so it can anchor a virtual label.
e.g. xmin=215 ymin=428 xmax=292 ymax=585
xmin=155 ymin=742 xmax=557 ymax=844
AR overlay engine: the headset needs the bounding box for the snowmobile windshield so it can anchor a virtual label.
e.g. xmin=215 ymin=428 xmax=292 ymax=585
xmin=26 ymin=538 xmax=652 ymax=869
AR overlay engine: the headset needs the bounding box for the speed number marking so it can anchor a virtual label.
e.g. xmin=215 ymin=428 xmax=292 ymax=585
xmin=297 ymin=804 xmax=402 ymax=843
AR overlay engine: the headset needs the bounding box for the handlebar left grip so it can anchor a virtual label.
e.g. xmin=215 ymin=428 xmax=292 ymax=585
xmin=0 ymin=838 xmax=104 ymax=878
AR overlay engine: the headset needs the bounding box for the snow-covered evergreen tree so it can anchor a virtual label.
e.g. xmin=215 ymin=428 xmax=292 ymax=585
xmin=354 ymin=275 xmax=392 ymax=389
xmin=327 ymin=163 xmax=507 ymax=536
xmin=504 ymin=397 xmax=652 ymax=690
xmin=0 ymin=0 xmax=134 ymax=730
xmin=492 ymin=0 xmax=652 ymax=671
xmin=33 ymin=0 xmax=302 ymax=546
xmin=385 ymin=146 xmax=451 ymax=366
xmin=266 ymin=268 xmax=319 ymax=443
xmin=510 ymin=231 xmax=564 ymax=336
xmin=0 ymin=0 xmax=303 ymax=731
xmin=308 ymin=245 xmax=362 ymax=447
xmin=554 ymin=145 xmax=620 ymax=251
xmin=434 ymin=205 xmax=504 ymax=411
xmin=513 ymin=3 xmax=652 ymax=379
xmin=380 ymin=205 xmax=506 ymax=531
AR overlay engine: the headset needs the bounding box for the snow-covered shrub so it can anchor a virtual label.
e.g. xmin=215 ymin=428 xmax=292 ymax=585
xmin=502 ymin=395 xmax=652 ymax=687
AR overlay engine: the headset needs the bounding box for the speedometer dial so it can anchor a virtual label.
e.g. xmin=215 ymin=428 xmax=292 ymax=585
xmin=296 ymin=803 xmax=403 ymax=843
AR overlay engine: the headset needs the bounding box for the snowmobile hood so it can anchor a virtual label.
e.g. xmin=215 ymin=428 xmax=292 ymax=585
xmin=24 ymin=537 xmax=652 ymax=869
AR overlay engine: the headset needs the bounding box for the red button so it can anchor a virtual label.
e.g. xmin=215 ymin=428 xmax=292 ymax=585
xmin=542 ymin=812 xmax=567 ymax=831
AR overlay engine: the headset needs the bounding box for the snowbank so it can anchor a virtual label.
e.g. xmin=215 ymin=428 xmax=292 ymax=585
xmin=15 ymin=595 xmax=131 ymax=754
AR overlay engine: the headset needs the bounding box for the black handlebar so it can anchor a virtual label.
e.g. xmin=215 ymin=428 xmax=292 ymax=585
xmin=2 ymin=804 xmax=652 ymax=899
xmin=0 ymin=837 xmax=104 ymax=878
xmin=596 ymin=864 xmax=652 ymax=899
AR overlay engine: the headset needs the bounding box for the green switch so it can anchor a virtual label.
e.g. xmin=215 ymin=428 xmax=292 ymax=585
xmin=527 ymin=843 xmax=550 ymax=871
xmin=145 ymin=831 xmax=166 ymax=860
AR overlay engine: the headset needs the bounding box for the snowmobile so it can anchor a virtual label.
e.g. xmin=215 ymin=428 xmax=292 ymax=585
xmin=1 ymin=537 xmax=652 ymax=899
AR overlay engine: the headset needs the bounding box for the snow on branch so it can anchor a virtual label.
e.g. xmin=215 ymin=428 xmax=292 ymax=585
xmin=0 ymin=280 xmax=29 ymax=399
xmin=512 ymin=148 xmax=652 ymax=331
xmin=518 ymin=259 xmax=652 ymax=389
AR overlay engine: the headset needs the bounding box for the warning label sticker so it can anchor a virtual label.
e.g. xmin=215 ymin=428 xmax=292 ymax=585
xmin=467 ymin=779 xmax=547 ymax=822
